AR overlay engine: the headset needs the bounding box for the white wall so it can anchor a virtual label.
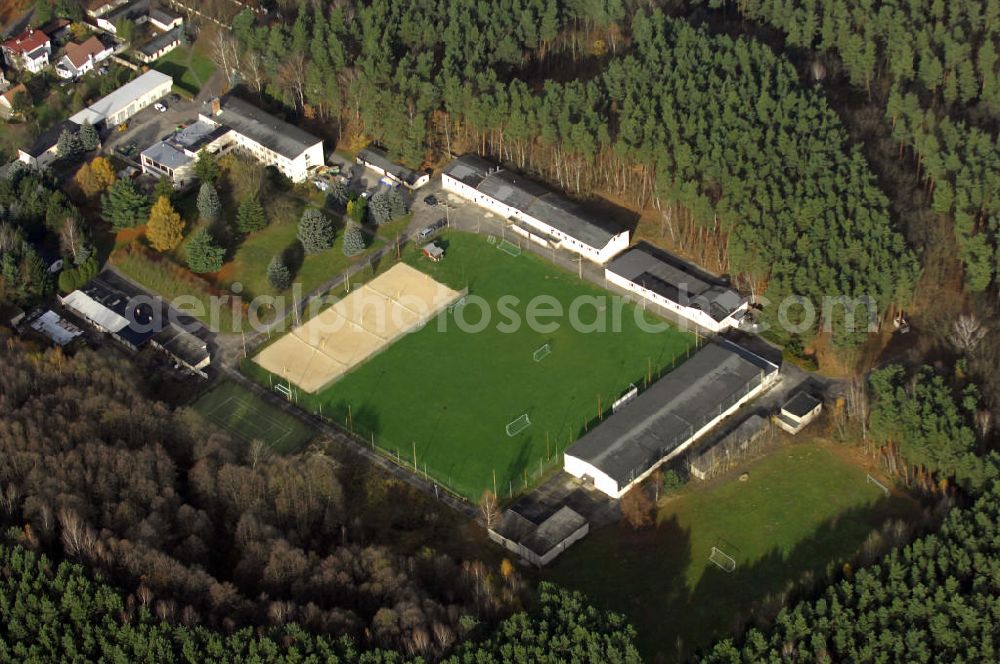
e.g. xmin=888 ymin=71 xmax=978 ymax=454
xmin=564 ymin=368 xmax=778 ymax=499
xmin=442 ymin=171 xmax=629 ymax=265
xmin=605 ymin=270 xmax=749 ymax=333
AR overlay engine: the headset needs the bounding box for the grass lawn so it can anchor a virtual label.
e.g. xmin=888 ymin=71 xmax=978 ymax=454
xmin=253 ymin=231 xmax=696 ymax=501
xmin=111 ymin=244 xmax=244 ymax=333
xmin=152 ymin=44 xmax=217 ymax=96
xmin=545 ymin=440 xmax=922 ymax=662
xmin=191 ymin=381 xmax=315 ymax=454
xmin=221 ymin=201 xmax=407 ymax=299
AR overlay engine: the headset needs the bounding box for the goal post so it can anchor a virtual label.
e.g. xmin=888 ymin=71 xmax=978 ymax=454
xmin=867 ymin=473 xmax=890 ymax=497
xmin=708 ymin=546 xmax=736 ymax=573
xmin=497 ymin=239 xmax=521 ymax=257
xmin=532 ymin=343 xmax=551 ymax=362
xmin=506 ymin=413 xmax=531 ymax=437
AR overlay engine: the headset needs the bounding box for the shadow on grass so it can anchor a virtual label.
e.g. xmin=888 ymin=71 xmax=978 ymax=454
xmin=281 ymin=240 xmax=305 ymax=280
xmin=549 ymin=493 xmax=921 ymax=664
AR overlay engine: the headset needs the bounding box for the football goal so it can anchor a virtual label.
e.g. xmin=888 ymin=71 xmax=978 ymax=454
xmin=532 ymin=343 xmax=552 ymax=362
xmin=274 ymin=383 xmax=295 ymax=402
xmin=506 ymin=413 xmax=531 ymax=437
xmin=497 ymin=239 xmax=522 ymax=257
xmin=708 ymin=546 xmax=736 ymax=573
xmin=448 ymin=296 xmax=467 ymax=313
xmin=867 ymin=473 xmax=890 ymax=497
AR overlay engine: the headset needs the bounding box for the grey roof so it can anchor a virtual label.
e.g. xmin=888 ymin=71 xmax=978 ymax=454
xmin=203 ymin=95 xmax=321 ymax=160
xmin=141 ymin=140 xmax=191 ymax=170
xmin=25 ymin=45 xmax=48 ymax=61
xmin=607 ymin=242 xmax=745 ymax=322
xmin=566 ymin=342 xmax=776 ymax=492
xmin=106 ymin=0 xmax=149 ymax=24
xmin=444 ymin=154 xmax=624 ymax=250
xmin=689 ymin=414 xmax=768 ymax=471
xmin=75 ymin=273 xmax=157 ymax=347
xmin=171 ymin=120 xmax=229 ymax=151
xmin=477 ymin=169 xmax=548 ymax=211
xmin=148 ymin=7 xmax=179 ymax=24
xmin=153 ymin=323 xmax=208 ymax=368
xmin=358 ymin=145 xmax=423 ymax=185
xmin=70 ymin=70 xmax=172 ymax=125
xmin=24 ymin=119 xmax=78 ymax=157
xmin=138 ymin=26 xmax=181 ymax=57
xmin=442 ymin=153 xmax=494 ymax=188
xmin=494 ymin=505 xmax=587 ymax=557
xmin=783 ymin=392 xmax=821 ymax=418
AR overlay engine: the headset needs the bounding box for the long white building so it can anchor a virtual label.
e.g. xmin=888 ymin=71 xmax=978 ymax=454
xmin=563 ymin=342 xmax=778 ymax=498
xmin=442 ymin=154 xmax=629 ymax=264
xmin=70 ymin=69 xmax=173 ymax=128
xmin=198 ymin=96 xmax=323 ymax=183
xmin=605 ymin=242 xmax=749 ymax=333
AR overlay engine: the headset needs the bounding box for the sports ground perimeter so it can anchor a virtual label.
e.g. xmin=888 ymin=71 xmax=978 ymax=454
xmin=247 ymin=232 xmax=697 ymax=500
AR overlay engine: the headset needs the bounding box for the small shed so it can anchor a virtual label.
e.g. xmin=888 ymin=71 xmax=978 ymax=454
xmin=776 ymin=392 xmax=822 ymax=434
xmin=422 ymin=242 xmax=444 ymax=262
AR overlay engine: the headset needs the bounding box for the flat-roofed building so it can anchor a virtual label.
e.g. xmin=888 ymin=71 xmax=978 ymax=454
xmin=489 ymin=505 xmax=589 ymax=566
xmin=199 ymin=96 xmax=323 ymax=182
xmin=442 ymin=154 xmax=629 ymax=264
xmin=605 ymin=242 xmax=748 ymax=333
xmin=564 ymin=342 xmax=779 ymax=498
xmin=70 ymin=69 xmax=172 ymax=128
xmin=140 ymin=119 xmax=231 ymax=186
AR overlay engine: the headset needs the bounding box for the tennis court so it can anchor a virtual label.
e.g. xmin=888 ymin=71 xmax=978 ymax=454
xmin=191 ymin=381 xmax=315 ymax=453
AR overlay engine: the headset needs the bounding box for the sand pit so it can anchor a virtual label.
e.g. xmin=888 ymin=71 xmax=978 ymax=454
xmin=255 ymin=263 xmax=462 ymax=392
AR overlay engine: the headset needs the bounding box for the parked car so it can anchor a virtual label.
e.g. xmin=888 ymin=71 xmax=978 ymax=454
xmin=416 ymin=218 xmax=447 ymax=240
xmin=423 ymin=194 xmax=438 ymax=206
xmin=154 ymin=102 xmax=166 ymax=112
xmin=360 ymin=190 xmax=373 ymax=200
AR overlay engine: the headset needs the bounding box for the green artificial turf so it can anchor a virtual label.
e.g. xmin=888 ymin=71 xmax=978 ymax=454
xmin=269 ymin=231 xmax=697 ymax=500
xmin=191 ymin=380 xmax=315 ymax=453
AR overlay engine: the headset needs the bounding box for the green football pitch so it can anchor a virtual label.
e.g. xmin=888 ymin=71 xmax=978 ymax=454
xmin=257 ymin=231 xmax=697 ymax=500
xmin=191 ymin=381 xmax=316 ymax=454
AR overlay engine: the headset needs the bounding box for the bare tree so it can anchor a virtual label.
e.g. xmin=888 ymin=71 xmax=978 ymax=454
xmin=478 ymin=490 xmax=499 ymax=529
xmin=279 ymin=53 xmax=307 ymax=110
xmin=210 ymin=31 xmax=241 ymax=88
xmin=248 ymin=439 xmax=270 ymax=469
xmin=949 ymin=314 xmax=987 ymax=354
xmin=59 ymin=217 xmax=84 ymax=263
xmin=976 ymin=409 xmax=993 ymax=441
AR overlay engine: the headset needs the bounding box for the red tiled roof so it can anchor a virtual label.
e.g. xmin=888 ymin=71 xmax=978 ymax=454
xmin=1 ymin=83 xmax=29 ymax=107
xmin=3 ymin=29 xmax=50 ymax=55
xmin=64 ymin=36 xmax=106 ymax=68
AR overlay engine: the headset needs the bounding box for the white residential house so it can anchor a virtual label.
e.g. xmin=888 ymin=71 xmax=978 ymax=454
xmin=442 ymin=154 xmax=630 ymax=264
xmin=55 ymin=36 xmax=114 ymax=79
xmin=70 ymin=69 xmax=172 ymax=128
xmin=198 ymin=96 xmax=324 ymax=183
xmin=134 ymin=26 xmax=182 ymax=63
xmin=2 ymin=29 xmax=51 ymax=74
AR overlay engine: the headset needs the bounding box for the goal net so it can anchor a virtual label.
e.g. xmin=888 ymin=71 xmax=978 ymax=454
xmin=497 ymin=239 xmax=521 ymax=257
xmin=506 ymin=413 xmax=531 ymax=437
xmin=708 ymin=546 xmax=736 ymax=573
xmin=532 ymin=343 xmax=551 ymax=362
